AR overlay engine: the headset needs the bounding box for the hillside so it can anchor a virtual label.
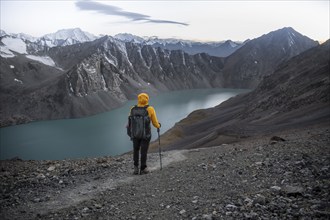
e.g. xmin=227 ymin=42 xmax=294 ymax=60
xmin=1 ymin=126 xmax=329 ymax=219
xmin=152 ymin=40 xmax=329 ymax=151
xmin=222 ymin=27 xmax=318 ymax=88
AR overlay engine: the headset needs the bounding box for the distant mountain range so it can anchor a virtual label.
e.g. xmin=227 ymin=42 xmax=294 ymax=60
xmin=114 ymin=33 xmax=244 ymax=57
xmin=0 ymin=28 xmax=243 ymax=57
xmin=0 ymin=27 xmax=319 ymax=126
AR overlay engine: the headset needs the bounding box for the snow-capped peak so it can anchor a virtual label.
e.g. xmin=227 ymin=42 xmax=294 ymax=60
xmin=42 ymin=28 xmax=97 ymax=42
xmin=114 ymin=33 xmax=145 ymax=44
xmin=222 ymin=40 xmax=239 ymax=48
xmin=145 ymin=37 xmax=183 ymax=45
xmin=1 ymin=28 xmax=100 ymax=51
xmin=12 ymin=33 xmax=38 ymax=42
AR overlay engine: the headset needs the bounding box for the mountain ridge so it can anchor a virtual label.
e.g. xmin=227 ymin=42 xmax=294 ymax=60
xmin=0 ymin=27 xmax=320 ymax=127
xmin=1 ymin=28 xmax=243 ymax=57
xmin=113 ymin=33 xmax=245 ymax=57
xmin=221 ymin=27 xmax=318 ymax=88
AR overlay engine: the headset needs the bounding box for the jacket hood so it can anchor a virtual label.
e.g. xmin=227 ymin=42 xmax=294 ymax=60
xmin=138 ymin=93 xmax=149 ymax=106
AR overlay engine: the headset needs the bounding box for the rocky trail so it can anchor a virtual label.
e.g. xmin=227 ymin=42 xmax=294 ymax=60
xmin=1 ymin=126 xmax=329 ymax=219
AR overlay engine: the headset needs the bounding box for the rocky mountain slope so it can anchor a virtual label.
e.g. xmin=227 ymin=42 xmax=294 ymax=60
xmin=0 ymin=27 xmax=319 ymax=126
xmin=222 ymin=27 xmax=319 ymax=88
xmin=153 ymin=40 xmax=329 ymax=151
xmin=1 ymin=126 xmax=329 ymax=219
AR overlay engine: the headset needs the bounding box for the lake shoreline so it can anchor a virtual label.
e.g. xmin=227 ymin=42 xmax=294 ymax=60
xmin=0 ymin=88 xmax=248 ymax=160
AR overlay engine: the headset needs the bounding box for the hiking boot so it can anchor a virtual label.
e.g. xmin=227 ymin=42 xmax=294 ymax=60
xmin=140 ymin=167 xmax=149 ymax=175
xmin=133 ymin=166 xmax=139 ymax=175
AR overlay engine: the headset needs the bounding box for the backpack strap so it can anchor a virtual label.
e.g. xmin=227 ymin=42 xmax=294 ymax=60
xmin=129 ymin=105 xmax=137 ymax=116
xmin=144 ymin=105 xmax=149 ymax=116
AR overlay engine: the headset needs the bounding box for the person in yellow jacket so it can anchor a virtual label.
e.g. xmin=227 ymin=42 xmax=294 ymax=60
xmin=128 ymin=93 xmax=161 ymax=175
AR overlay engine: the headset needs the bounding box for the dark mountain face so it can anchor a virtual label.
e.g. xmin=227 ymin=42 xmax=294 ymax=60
xmin=156 ymin=40 xmax=330 ymax=151
xmin=0 ymin=55 xmax=70 ymax=126
xmin=222 ymin=27 xmax=319 ymax=88
xmin=0 ymin=28 xmax=321 ymax=126
xmin=60 ymin=36 xmax=226 ymax=97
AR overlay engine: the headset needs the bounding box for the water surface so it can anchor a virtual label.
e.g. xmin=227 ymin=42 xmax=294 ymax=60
xmin=0 ymin=88 xmax=248 ymax=160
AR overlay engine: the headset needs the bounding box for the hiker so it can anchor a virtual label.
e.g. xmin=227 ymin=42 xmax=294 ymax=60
xmin=127 ymin=93 xmax=161 ymax=175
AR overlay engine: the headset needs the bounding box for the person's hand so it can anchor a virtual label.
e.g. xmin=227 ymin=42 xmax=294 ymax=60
xmin=157 ymin=123 xmax=161 ymax=132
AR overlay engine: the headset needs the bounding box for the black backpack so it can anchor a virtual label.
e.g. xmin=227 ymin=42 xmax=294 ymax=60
xmin=127 ymin=105 xmax=151 ymax=140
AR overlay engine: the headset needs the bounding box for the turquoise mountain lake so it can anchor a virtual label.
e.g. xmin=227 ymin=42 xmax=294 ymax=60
xmin=0 ymin=89 xmax=248 ymax=160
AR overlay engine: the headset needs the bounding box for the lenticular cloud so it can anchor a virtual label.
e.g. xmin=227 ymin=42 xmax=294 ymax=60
xmin=75 ymin=0 xmax=188 ymax=26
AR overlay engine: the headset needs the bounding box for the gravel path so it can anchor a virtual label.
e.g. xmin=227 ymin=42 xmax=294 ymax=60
xmin=1 ymin=126 xmax=329 ymax=219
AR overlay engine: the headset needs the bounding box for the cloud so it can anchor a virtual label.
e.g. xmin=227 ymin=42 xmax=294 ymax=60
xmin=75 ymin=1 xmax=188 ymax=26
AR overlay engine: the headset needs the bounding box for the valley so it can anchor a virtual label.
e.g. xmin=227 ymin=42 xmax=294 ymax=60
xmin=0 ymin=27 xmax=319 ymax=127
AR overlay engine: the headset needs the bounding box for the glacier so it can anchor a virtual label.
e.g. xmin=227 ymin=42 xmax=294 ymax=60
xmin=26 ymin=55 xmax=56 ymax=67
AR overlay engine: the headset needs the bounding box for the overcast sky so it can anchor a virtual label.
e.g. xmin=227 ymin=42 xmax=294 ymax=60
xmin=1 ymin=0 xmax=329 ymax=42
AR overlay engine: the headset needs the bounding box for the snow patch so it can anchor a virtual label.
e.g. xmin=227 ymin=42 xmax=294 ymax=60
xmin=10 ymin=65 xmax=15 ymax=69
xmin=288 ymin=32 xmax=295 ymax=47
xmin=69 ymin=81 xmax=74 ymax=93
xmin=82 ymin=63 xmax=97 ymax=74
xmin=104 ymin=54 xmax=117 ymax=67
xmin=182 ymin=52 xmax=186 ymax=66
xmin=26 ymin=55 xmax=56 ymax=67
xmin=44 ymin=40 xmax=56 ymax=47
xmin=14 ymin=78 xmax=23 ymax=84
xmin=1 ymin=37 xmax=27 ymax=54
xmin=12 ymin=33 xmax=37 ymax=42
xmin=101 ymin=74 xmax=108 ymax=91
xmin=114 ymin=33 xmax=144 ymax=43
xmin=0 ymin=46 xmax=15 ymax=58
xmin=229 ymin=41 xmax=238 ymax=47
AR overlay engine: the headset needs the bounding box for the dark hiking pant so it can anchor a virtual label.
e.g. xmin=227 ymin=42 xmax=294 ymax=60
xmin=133 ymin=138 xmax=150 ymax=170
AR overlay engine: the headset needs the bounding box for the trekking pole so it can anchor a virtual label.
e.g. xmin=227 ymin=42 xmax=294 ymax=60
xmin=157 ymin=129 xmax=162 ymax=170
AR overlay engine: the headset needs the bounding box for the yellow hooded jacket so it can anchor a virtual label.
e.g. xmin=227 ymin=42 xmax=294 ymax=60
xmin=134 ymin=93 xmax=161 ymax=129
